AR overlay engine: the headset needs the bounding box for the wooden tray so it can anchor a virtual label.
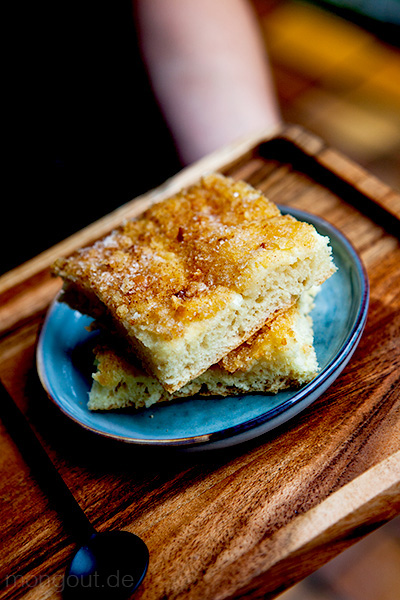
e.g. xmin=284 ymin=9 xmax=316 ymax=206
xmin=1 ymin=125 xmax=399 ymax=599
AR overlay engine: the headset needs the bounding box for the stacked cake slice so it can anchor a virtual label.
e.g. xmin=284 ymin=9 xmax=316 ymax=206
xmin=52 ymin=173 xmax=336 ymax=411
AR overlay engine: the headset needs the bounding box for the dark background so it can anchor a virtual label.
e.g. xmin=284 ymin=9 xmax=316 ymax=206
xmin=5 ymin=1 xmax=181 ymax=274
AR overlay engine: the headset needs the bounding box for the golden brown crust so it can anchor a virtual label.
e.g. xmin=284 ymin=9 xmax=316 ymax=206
xmin=53 ymin=173 xmax=320 ymax=340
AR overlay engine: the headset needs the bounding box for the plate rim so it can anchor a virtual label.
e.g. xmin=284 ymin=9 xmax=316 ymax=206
xmin=36 ymin=208 xmax=369 ymax=448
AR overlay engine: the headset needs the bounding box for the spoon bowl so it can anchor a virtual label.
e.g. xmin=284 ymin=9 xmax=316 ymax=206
xmin=64 ymin=530 xmax=149 ymax=599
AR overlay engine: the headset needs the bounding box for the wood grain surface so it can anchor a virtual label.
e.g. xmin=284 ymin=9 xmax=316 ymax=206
xmin=1 ymin=125 xmax=399 ymax=599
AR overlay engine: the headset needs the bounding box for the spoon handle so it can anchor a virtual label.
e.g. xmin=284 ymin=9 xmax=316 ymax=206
xmin=0 ymin=379 xmax=96 ymax=544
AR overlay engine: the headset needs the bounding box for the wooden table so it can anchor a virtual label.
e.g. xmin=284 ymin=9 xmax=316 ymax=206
xmin=1 ymin=125 xmax=400 ymax=599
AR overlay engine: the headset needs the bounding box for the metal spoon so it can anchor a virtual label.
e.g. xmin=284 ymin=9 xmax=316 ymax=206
xmin=0 ymin=380 xmax=149 ymax=598
xmin=63 ymin=529 xmax=148 ymax=599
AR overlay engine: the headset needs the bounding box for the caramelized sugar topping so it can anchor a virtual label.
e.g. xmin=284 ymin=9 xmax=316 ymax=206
xmin=53 ymin=174 xmax=316 ymax=338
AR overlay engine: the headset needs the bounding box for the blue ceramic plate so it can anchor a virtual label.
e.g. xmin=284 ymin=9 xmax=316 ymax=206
xmin=37 ymin=208 xmax=369 ymax=450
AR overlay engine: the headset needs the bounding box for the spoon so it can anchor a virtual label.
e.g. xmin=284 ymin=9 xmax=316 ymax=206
xmin=0 ymin=380 xmax=149 ymax=598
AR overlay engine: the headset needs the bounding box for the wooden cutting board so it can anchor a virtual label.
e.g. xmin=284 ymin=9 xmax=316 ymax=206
xmin=0 ymin=125 xmax=399 ymax=599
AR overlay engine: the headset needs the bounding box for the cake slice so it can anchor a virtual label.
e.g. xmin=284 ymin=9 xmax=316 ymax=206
xmin=88 ymin=290 xmax=319 ymax=411
xmin=53 ymin=173 xmax=336 ymax=392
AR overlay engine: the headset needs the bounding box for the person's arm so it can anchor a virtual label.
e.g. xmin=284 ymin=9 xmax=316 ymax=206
xmin=134 ymin=0 xmax=281 ymax=164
